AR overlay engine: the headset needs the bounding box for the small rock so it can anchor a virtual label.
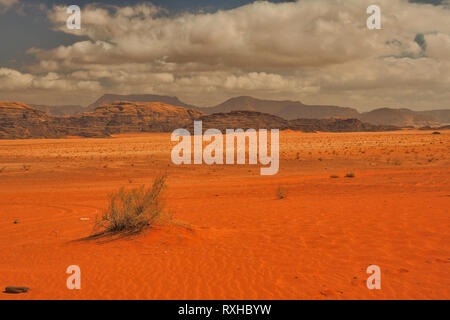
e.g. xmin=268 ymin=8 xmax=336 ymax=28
xmin=4 ymin=286 xmax=29 ymax=294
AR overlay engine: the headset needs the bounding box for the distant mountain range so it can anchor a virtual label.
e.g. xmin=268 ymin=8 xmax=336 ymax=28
xmin=200 ymin=96 xmax=360 ymax=120
xmin=23 ymin=94 xmax=450 ymax=128
xmin=30 ymin=104 xmax=85 ymax=116
xmin=359 ymin=108 xmax=438 ymax=127
xmin=0 ymin=101 xmax=398 ymax=139
xmin=201 ymin=96 xmax=447 ymax=127
xmin=193 ymin=111 xmax=397 ymax=134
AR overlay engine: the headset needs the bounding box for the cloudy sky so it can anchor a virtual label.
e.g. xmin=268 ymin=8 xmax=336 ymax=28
xmin=0 ymin=0 xmax=449 ymax=110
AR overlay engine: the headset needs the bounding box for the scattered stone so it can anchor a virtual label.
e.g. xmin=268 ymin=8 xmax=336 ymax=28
xmin=4 ymin=286 xmax=29 ymax=294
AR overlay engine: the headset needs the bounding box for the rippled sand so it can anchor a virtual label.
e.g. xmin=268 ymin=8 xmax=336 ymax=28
xmin=0 ymin=130 xmax=448 ymax=299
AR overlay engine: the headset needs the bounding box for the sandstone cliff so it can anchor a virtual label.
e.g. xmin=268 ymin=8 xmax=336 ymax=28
xmin=0 ymin=102 xmax=399 ymax=140
xmin=188 ymin=111 xmax=397 ymax=134
xmin=0 ymin=102 xmax=64 ymax=139
xmin=0 ymin=101 xmax=204 ymax=139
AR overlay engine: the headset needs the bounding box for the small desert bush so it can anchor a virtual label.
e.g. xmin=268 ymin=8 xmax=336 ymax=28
xmin=330 ymin=175 xmax=339 ymax=179
xmin=0 ymin=166 xmax=5 ymax=173
xmin=93 ymin=174 xmax=171 ymax=236
xmin=345 ymin=173 xmax=355 ymax=178
xmin=277 ymin=186 xmax=288 ymax=199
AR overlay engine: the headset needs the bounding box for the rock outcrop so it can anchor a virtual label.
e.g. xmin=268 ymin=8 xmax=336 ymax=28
xmin=0 ymin=101 xmax=204 ymax=139
xmin=188 ymin=111 xmax=398 ymax=134
xmin=0 ymin=102 xmax=400 ymax=140
xmin=31 ymin=104 xmax=86 ymax=116
xmin=190 ymin=111 xmax=290 ymax=132
xmin=59 ymin=101 xmax=204 ymax=135
xmin=0 ymin=102 xmax=64 ymax=139
xmin=289 ymin=118 xmax=398 ymax=132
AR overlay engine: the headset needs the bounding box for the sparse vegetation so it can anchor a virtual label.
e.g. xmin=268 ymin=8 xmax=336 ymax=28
xmin=345 ymin=173 xmax=355 ymax=178
xmin=0 ymin=166 xmax=6 ymax=173
xmin=277 ymin=186 xmax=288 ymax=199
xmin=92 ymin=174 xmax=172 ymax=237
xmin=330 ymin=175 xmax=339 ymax=179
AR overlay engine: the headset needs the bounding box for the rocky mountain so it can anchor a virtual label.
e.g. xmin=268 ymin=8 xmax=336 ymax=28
xmin=417 ymin=110 xmax=450 ymax=125
xmin=62 ymin=101 xmax=204 ymax=135
xmin=2 ymin=99 xmax=447 ymax=140
xmin=88 ymin=94 xmax=197 ymax=111
xmin=191 ymin=111 xmax=290 ymax=132
xmin=0 ymin=102 xmax=64 ymax=139
xmin=289 ymin=118 xmax=397 ymax=132
xmin=82 ymin=95 xmax=450 ymax=127
xmin=201 ymin=96 xmax=360 ymax=120
xmin=419 ymin=124 xmax=450 ymax=131
xmin=359 ymin=108 xmax=438 ymax=127
xmin=31 ymin=104 xmax=86 ymax=116
xmin=0 ymin=101 xmax=204 ymax=139
xmin=203 ymin=96 xmax=449 ymax=127
xmin=189 ymin=111 xmax=397 ymax=134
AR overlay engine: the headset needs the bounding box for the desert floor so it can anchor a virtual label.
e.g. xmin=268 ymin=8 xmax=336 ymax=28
xmin=0 ymin=130 xmax=449 ymax=300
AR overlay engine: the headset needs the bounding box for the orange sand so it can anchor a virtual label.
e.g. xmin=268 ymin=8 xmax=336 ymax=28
xmin=0 ymin=130 xmax=448 ymax=300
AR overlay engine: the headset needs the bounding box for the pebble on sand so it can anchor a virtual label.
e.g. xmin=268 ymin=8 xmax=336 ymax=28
xmin=4 ymin=287 xmax=29 ymax=294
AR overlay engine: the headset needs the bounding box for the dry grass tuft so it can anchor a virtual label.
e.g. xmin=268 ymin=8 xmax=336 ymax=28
xmin=92 ymin=174 xmax=172 ymax=237
xmin=345 ymin=173 xmax=355 ymax=178
xmin=277 ymin=186 xmax=288 ymax=200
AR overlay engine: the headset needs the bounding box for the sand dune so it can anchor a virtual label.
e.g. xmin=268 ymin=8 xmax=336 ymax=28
xmin=0 ymin=130 xmax=448 ymax=300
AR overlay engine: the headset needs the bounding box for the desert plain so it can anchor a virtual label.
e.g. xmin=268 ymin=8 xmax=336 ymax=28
xmin=0 ymin=129 xmax=448 ymax=300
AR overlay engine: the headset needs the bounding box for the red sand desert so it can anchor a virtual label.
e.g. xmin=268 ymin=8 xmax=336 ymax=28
xmin=0 ymin=130 xmax=449 ymax=300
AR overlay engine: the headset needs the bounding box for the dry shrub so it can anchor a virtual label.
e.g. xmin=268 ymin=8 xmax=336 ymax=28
xmin=345 ymin=173 xmax=355 ymax=178
xmin=93 ymin=174 xmax=171 ymax=236
xmin=277 ymin=186 xmax=288 ymax=200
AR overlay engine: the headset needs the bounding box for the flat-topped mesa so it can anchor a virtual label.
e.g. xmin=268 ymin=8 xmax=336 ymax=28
xmin=88 ymin=94 xmax=198 ymax=111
